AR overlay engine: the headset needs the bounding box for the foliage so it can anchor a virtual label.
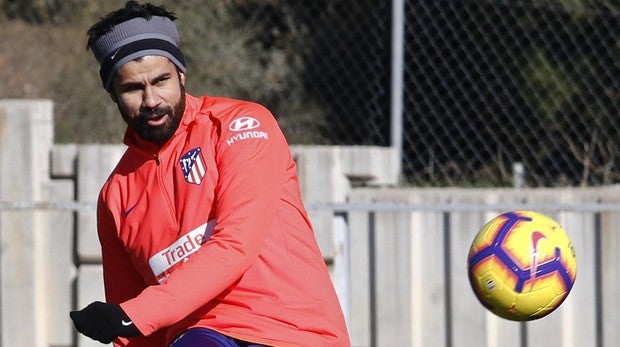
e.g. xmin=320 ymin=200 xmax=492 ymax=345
xmin=0 ymin=0 xmax=329 ymax=144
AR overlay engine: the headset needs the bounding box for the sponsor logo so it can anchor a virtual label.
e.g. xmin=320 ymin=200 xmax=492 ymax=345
xmin=226 ymin=131 xmax=269 ymax=146
xmin=229 ymin=116 xmax=260 ymax=131
xmin=179 ymin=147 xmax=206 ymax=185
xmin=529 ymin=231 xmax=546 ymax=279
xmin=124 ymin=202 xmax=139 ymax=217
xmin=121 ymin=320 xmax=133 ymax=326
xmin=110 ymin=48 xmax=120 ymax=61
xmin=226 ymin=116 xmax=269 ymax=146
xmin=149 ymin=220 xmax=216 ymax=283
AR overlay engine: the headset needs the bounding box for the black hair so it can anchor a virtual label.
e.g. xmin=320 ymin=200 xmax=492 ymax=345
xmin=86 ymin=1 xmax=177 ymax=50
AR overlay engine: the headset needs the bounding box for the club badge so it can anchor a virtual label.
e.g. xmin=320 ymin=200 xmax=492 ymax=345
xmin=179 ymin=147 xmax=206 ymax=185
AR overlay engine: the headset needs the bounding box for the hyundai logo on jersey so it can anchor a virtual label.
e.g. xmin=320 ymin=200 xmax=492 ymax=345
xmin=226 ymin=116 xmax=269 ymax=146
xmin=228 ymin=116 xmax=260 ymax=131
xmin=180 ymin=147 xmax=206 ymax=185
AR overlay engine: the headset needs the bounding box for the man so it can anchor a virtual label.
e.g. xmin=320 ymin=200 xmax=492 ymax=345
xmin=69 ymin=2 xmax=350 ymax=346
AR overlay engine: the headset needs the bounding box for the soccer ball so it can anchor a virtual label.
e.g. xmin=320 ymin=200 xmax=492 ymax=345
xmin=467 ymin=210 xmax=577 ymax=321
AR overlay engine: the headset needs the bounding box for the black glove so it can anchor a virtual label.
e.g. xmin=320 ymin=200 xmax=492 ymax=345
xmin=70 ymin=301 xmax=141 ymax=344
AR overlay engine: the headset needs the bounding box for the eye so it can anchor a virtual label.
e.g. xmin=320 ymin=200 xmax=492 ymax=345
xmin=119 ymin=83 xmax=143 ymax=93
xmin=153 ymin=74 xmax=171 ymax=86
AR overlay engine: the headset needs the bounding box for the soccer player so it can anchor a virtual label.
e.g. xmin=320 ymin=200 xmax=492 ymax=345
xmin=69 ymin=2 xmax=350 ymax=346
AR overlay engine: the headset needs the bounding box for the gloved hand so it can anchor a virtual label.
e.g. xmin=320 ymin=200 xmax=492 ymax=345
xmin=70 ymin=301 xmax=141 ymax=344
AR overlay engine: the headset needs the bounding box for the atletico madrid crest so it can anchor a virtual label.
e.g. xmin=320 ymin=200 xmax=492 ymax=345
xmin=179 ymin=147 xmax=206 ymax=185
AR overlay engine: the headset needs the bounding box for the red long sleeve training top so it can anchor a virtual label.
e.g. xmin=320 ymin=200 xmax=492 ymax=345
xmin=97 ymin=94 xmax=350 ymax=347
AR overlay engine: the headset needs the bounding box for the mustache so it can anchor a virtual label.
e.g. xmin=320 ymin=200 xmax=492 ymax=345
xmin=137 ymin=106 xmax=173 ymax=120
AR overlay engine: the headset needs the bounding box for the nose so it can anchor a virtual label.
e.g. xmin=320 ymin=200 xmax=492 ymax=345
xmin=142 ymin=85 xmax=161 ymax=108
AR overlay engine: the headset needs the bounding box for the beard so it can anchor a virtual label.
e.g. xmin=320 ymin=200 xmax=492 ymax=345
xmin=120 ymin=84 xmax=186 ymax=145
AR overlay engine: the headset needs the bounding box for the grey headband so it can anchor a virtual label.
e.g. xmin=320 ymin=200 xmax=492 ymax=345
xmin=90 ymin=16 xmax=186 ymax=91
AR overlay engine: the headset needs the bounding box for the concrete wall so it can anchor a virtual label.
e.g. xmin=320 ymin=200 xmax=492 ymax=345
xmin=1 ymin=100 xmax=619 ymax=347
xmin=0 ymin=100 xmax=64 ymax=347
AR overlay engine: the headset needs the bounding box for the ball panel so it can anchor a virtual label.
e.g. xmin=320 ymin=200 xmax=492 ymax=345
xmin=468 ymin=216 xmax=506 ymax=254
xmin=469 ymin=256 xmax=521 ymax=320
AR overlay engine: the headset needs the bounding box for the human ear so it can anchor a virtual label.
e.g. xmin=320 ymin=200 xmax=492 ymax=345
xmin=179 ymin=71 xmax=186 ymax=87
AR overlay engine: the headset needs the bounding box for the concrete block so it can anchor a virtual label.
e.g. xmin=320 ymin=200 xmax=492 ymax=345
xmin=0 ymin=99 xmax=54 ymax=347
xmin=76 ymin=265 xmax=108 ymax=347
xmin=346 ymin=190 xmax=415 ymax=346
xmin=0 ymin=99 xmax=54 ymax=200
xmin=42 ymin=179 xmax=75 ymax=347
xmin=347 ymin=209 xmax=371 ymax=347
xmin=292 ymin=146 xmax=349 ymax=259
xmin=77 ymin=210 xmax=102 ymax=263
xmin=373 ymin=211 xmax=411 ymax=345
xmin=291 ymin=145 xmax=398 ymax=264
xmin=336 ymin=146 xmax=399 ymax=187
xmin=601 ymin=209 xmax=620 ymax=346
xmin=76 ymin=145 xmax=125 ymax=263
xmin=51 ymin=144 xmax=78 ymax=178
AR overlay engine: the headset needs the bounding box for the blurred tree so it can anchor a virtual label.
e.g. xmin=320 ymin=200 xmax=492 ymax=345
xmin=0 ymin=0 xmax=616 ymax=186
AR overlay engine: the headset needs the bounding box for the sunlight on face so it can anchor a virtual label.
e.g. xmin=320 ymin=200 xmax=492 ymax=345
xmin=111 ymin=55 xmax=186 ymax=145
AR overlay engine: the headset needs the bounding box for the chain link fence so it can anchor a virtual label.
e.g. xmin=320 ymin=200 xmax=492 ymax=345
xmin=1 ymin=0 xmax=618 ymax=187
xmin=402 ymin=1 xmax=619 ymax=187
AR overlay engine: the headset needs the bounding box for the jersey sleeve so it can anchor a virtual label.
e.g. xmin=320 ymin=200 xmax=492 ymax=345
xmin=97 ymin=192 xmax=168 ymax=346
xmin=120 ymin=102 xmax=291 ymax=335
